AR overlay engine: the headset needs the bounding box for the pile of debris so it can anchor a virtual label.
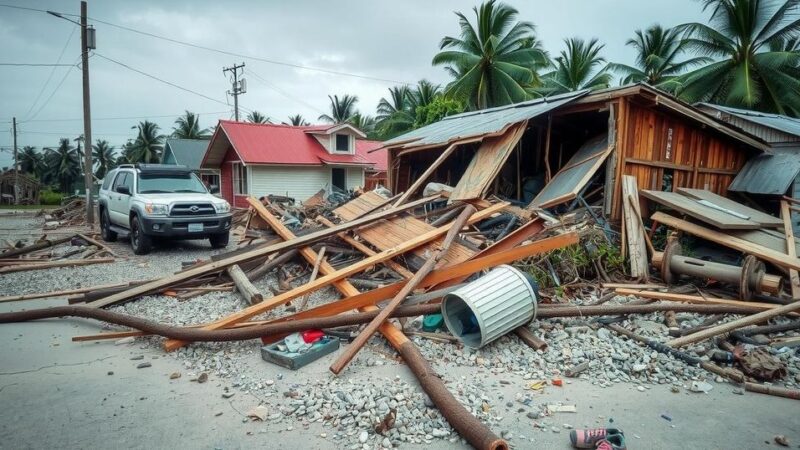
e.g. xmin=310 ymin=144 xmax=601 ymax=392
xmin=40 ymin=199 xmax=88 ymax=230
xmin=0 ymin=233 xmax=118 ymax=279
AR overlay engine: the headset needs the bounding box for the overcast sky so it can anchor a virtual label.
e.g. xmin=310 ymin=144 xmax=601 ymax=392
xmin=0 ymin=0 xmax=708 ymax=168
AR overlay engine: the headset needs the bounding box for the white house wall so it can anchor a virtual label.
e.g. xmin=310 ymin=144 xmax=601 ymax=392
xmin=250 ymin=166 xmax=331 ymax=201
xmin=346 ymin=167 xmax=364 ymax=191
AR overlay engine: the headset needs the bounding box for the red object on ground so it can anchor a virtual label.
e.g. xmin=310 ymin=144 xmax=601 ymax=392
xmin=552 ymin=377 xmax=563 ymax=386
xmin=302 ymin=329 xmax=325 ymax=343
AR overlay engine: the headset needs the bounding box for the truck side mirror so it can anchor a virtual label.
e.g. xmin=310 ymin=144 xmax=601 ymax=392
xmin=116 ymin=186 xmax=130 ymax=195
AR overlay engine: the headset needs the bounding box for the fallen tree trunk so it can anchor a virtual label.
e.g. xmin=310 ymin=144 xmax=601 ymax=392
xmin=227 ymin=264 xmax=263 ymax=305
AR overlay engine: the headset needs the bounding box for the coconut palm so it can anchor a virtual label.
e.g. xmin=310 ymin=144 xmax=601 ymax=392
xmin=676 ymin=0 xmax=800 ymax=115
xmin=376 ymin=86 xmax=411 ymax=123
xmin=609 ymin=25 xmax=711 ymax=90
xmin=18 ymin=146 xmax=43 ymax=177
xmin=172 ymin=111 xmax=210 ymax=139
xmin=432 ymin=0 xmax=548 ymax=109
xmin=285 ymin=114 xmax=309 ymax=126
xmin=128 ymin=121 xmax=165 ymax=164
xmin=319 ymin=94 xmax=359 ymax=124
xmin=539 ymin=38 xmax=612 ymax=95
xmin=44 ymin=138 xmax=81 ymax=193
xmin=408 ymin=80 xmax=441 ymax=110
xmin=92 ymin=140 xmax=117 ymax=179
xmin=246 ymin=111 xmax=271 ymax=124
xmin=349 ymin=113 xmax=376 ymax=135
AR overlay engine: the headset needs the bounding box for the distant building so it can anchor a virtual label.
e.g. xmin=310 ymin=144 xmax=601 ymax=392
xmin=161 ymin=138 xmax=220 ymax=189
xmin=200 ymin=121 xmax=386 ymax=207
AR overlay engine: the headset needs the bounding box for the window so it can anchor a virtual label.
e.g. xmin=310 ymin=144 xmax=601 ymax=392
xmin=201 ymin=173 xmax=220 ymax=191
xmin=331 ymin=168 xmax=346 ymax=190
xmin=112 ymin=172 xmax=130 ymax=193
xmin=101 ymin=171 xmax=115 ymax=190
xmin=233 ymin=163 xmax=248 ymax=195
xmin=137 ymin=172 xmax=206 ymax=194
xmin=334 ymin=133 xmax=350 ymax=152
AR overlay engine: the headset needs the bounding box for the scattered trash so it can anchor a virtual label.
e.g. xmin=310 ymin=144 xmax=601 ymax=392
xmin=689 ymin=381 xmax=713 ymax=393
xmin=247 ymin=405 xmax=269 ymax=421
xmin=774 ymin=435 xmax=790 ymax=447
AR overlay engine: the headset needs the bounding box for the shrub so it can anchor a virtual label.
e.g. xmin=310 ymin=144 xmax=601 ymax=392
xmin=40 ymin=189 xmax=64 ymax=205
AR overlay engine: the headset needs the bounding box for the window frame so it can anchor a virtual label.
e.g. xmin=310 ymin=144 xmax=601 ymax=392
xmin=232 ymin=163 xmax=248 ymax=195
xmin=333 ymin=133 xmax=351 ymax=153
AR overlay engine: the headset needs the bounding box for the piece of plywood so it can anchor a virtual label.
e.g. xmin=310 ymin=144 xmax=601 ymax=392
xmin=450 ymin=122 xmax=526 ymax=201
xmin=677 ymin=188 xmax=783 ymax=228
xmin=622 ymin=175 xmax=647 ymax=278
xmin=651 ymin=211 xmax=800 ymax=271
xmin=530 ymin=133 xmax=611 ymax=209
xmin=642 ymin=190 xmax=761 ymax=230
xmin=730 ymin=228 xmax=800 ymax=255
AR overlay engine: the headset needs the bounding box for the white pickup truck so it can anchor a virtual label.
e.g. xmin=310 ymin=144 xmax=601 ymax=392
xmin=98 ymin=164 xmax=232 ymax=255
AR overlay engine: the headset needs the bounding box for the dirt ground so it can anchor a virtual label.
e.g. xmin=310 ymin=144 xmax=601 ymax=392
xmin=0 ymin=210 xmax=798 ymax=450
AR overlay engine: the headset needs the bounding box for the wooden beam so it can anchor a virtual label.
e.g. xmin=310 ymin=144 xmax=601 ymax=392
xmin=622 ymin=175 xmax=647 ymax=279
xmin=85 ymin=195 xmax=438 ymax=309
xmin=0 ymin=235 xmax=73 ymax=259
xmin=543 ymin=114 xmax=552 ymax=182
xmin=0 ymin=257 xmax=114 ymax=274
xmin=296 ymin=246 xmax=325 ymax=311
xmin=781 ymin=200 xmax=800 ymax=299
xmin=667 ymin=299 xmax=800 ymax=347
xmin=393 ymin=143 xmax=458 ymax=207
xmin=651 ymin=211 xmax=800 ymax=271
xmin=162 ymin=202 xmax=507 ymax=351
xmin=615 ymin=288 xmax=794 ymax=313
xmin=0 ymin=281 xmax=132 ymax=304
xmin=330 ymin=205 xmax=476 ymax=374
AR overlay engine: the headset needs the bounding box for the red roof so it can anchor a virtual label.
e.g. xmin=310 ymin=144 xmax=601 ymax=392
xmin=358 ymin=140 xmax=387 ymax=172
xmin=202 ymin=120 xmax=383 ymax=168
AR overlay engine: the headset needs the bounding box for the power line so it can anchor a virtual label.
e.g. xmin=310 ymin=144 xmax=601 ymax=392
xmin=19 ymin=110 xmax=231 ymax=123
xmin=0 ymin=4 xmax=49 ymax=13
xmin=245 ymin=68 xmax=327 ymax=116
xmin=23 ymin=25 xmax=78 ymax=121
xmin=0 ymin=62 xmax=77 ymax=67
xmin=24 ymin=56 xmax=81 ymax=122
xmin=93 ymin=52 xmax=236 ymax=109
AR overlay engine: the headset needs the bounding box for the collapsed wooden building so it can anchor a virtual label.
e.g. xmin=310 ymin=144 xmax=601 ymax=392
xmin=382 ymin=83 xmax=769 ymax=221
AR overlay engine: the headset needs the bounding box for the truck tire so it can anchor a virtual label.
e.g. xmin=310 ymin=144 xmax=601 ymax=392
xmin=130 ymin=215 xmax=153 ymax=255
xmin=100 ymin=208 xmax=117 ymax=242
xmin=209 ymin=232 xmax=229 ymax=249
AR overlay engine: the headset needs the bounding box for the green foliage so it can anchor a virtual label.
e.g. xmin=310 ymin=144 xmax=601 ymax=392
xmin=285 ymin=114 xmax=309 ymax=126
xmin=675 ymin=0 xmax=800 ymax=116
xmin=128 ymin=121 xmax=165 ymax=163
xmin=39 ymin=189 xmax=64 ymax=205
xmin=432 ymin=0 xmax=548 ymax=109
xmin=246 ymin=111 xmax=271 ymax=124
xmin=538 ymin=37 xmax=612 ymax=95
xmin=43 ymin=138 xmax=81 ymax=193
xmin=92 ymin=140 xmax=117 ymax=179
xmin=319 ymin=94 xmax=359 ymax=124
xmin=414 ymin=96 xmax=465 ymax=128
xmin=376 ymin=80 xmax=443 ymax=139
xmin=19 ymin=146 xmax=44 ymax=178
xmin=172 ymin=110 xmax=211 ymax=138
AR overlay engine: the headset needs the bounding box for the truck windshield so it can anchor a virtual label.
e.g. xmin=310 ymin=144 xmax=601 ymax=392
xmin=137 ymin=172 xmax=208 ymax=194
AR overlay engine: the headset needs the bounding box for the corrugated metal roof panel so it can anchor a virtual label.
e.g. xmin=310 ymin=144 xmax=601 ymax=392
xmin=700 ymin=103 xmax=800 ymax=140
xmin=728 ymin=149 xmax=800 ymax=195
xmin=384 ymin=90 xmax=588 ymax=148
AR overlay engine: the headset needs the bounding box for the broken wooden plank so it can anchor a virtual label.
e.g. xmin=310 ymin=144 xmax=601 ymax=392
xmin=450 ymin=122 xmax=527 ymax=201
xmin=622 ymin=175 xmax=647 ymax=279
xmin=330 ymin=205 xmax=476 ymax=374
xmin=393 ymin=143 xmax=459 ymax=207
xmin=85 ymin=195 xmax=438 ymax=309
xmin=162 ymin=202 xmax=507 ymax=351
xmin=677 ymin=188 xmax=783 ymax=228
xmin=651 ymin=211 xmax=800 ymax=271
xmin=781 ymin=200 xmax=800 ymax=299
xmin=296 ymin=246 xmax=325 ymax=311
xmin=227 ymin=264 xmax=263 ymax=305
xmin=0 ymin=257 xmax=114 ymax=274
xmin=615 ymin=288 xmax=795 ymax=313
xmin=0 ymin=235 xmax=73 ymax=259
xmin=642 ymin=190 xmax=761 ymax=230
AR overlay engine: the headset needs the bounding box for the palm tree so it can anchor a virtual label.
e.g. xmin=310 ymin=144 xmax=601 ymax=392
xmin=92 ymin=140 xmax=116 ymax=179
xmin=172 ymin=111 xmax=210 ymax=139
xmin=285 ymin=114 xmax=309 ymax=126
xmin=676 ymin=0 xmax=800 ymax=115
xmin=375 ymin=80 xmax=444 ymax=138
xmin=18 ymin=146 xmax=43 ymax=177
xmin=128 ymin=121 xmax=165 ymax=164
xmin=609 ymin=25 xmax=711 ymax=90
xmin=349 ymin=113 xmax=376 ymax=135
xmin=246 ymin=111 xmax=271 ymax=124
xmin=432 ymin=0 xmax=548 ymax=110
xmin=319 ymin=94 xmax=359 ymax=124
xmin=376 ymin=86 xmax=411 ymax=123
xmin=408 ymin=80 xmax=441 ymax=110
xmin=44 ymin=138 xmax=80 ymax=193
xmin=539 ymin=38 xmax=612 ymax=95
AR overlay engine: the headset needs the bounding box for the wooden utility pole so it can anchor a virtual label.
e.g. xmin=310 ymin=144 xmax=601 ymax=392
xmin=80 ymin=1 xmax=94 ymax=224
xmin=12 ymin=117 xmax=18 ymax=205
xmin=223 ymin=62 xmax=246 ymax=121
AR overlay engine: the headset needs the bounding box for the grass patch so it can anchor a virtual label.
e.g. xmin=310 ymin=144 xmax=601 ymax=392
xmin=0 ymin=204 xmax=57 ymax=210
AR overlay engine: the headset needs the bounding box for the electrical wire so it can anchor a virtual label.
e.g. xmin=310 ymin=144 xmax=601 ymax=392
xmin=23 ymin=25 xmax=78 ymax=121
xmin=245 ymin=68 xmax=327 ymax=117
xmin=20 ymin=111 xmax=231 ymax=123
xmin=24 ymin=55 xmax=81 ymax=122
xmin=0 ymin=63 xmax=77 ymax=67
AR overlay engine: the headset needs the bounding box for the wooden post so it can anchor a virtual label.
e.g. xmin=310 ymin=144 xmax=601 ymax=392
xmin=622 ymin=175 xmax=648 ymax=279
xmin=393 ymin=143 xmax=458 ymax=207
xmin=329 ymin=205 xmax=476 ymax=374
xmin=296 ymin=246 xmax=326 ymax=311
xmin=781 ymin=200 xmax=800 ymax=299
xmin=227 ymin=264 xmax=263 ymax=305
xmin=543 ymin=114 xmax=552 ymax=182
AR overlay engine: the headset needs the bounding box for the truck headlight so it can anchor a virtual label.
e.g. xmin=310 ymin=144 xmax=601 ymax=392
xmin=213 ymin=201 xmax=231 ymax=214
xmin=144 ymin=203 xmax=169 ymax=216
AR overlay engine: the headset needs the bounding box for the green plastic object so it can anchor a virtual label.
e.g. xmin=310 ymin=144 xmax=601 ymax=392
xmin=423 ymin=313 xmax=444 ymax=332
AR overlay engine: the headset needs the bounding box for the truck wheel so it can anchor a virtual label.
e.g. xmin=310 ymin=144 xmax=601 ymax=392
xmin=130 ymin=215 xmax=153 ymax=255
xmin=209 ymin=232 xmax=229 ymax=249
xmin=100 ymin=208 xmax=117 ymax=242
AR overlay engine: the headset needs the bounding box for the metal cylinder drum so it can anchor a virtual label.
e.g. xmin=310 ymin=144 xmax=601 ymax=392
xmin=441 ymin=265 xmax=538 ymax=348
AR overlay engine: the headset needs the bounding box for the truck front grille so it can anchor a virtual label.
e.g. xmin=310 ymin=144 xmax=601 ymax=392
xmin=170 ymin=203 xmax=215 ymax=216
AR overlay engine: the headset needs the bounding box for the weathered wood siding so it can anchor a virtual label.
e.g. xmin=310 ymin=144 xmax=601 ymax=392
xmin=614 ymin=101 xmax=750 ymax=220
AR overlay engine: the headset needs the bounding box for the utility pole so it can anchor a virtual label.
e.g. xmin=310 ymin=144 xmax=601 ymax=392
xmin=223 ymin=62 xmax=246 ymax=121
xmin=80 ymin=0 xmax=94 ymax=224
xmin=12 ymin=117 xmax=18 ymax=205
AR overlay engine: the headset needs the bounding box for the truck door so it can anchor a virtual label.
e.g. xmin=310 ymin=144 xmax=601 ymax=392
xmin=109 ymin=172 xmax=133 ymax=225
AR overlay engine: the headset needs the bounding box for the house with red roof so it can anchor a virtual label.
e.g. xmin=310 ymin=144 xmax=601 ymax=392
xmin=201 ymin=120 xmax=387 ymax=207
